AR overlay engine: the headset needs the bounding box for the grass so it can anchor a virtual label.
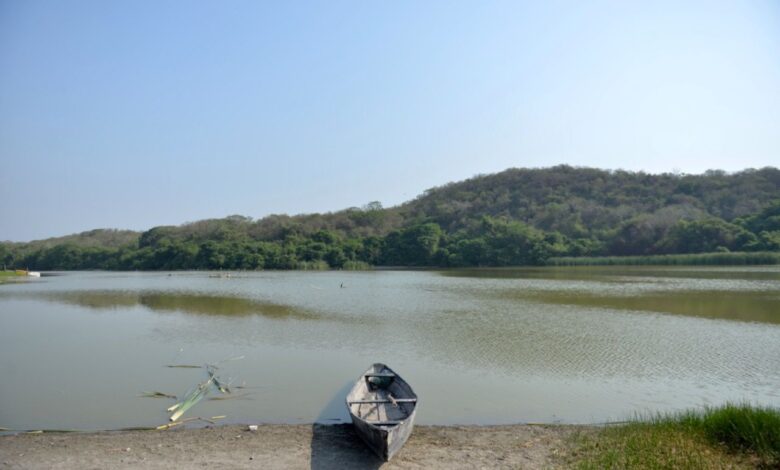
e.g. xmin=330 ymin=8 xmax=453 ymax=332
xmin=294 ymin=260 xmax=330 ymax=270
xmin=0 ymin=270 xmax=25 ymax=277
xmin=294 ymin=260 xmax=372 ymax=270
xmin=568 ymin=404 xmax=780 ymax=469
xmin=0 ymin=270 xmax=27 ymax=283
xmin=548 ymin=252 xmax=780 ymax=266
xmin=342 ymin=260 xmax=372 ymax=270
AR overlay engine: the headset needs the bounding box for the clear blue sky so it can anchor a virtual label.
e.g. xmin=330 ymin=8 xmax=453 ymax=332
xmin=1 ymin=0 xmax=778 ymax=241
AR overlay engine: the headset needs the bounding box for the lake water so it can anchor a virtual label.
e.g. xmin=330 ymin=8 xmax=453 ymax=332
xmin=1 ymin=267 xmax=779 ymax=431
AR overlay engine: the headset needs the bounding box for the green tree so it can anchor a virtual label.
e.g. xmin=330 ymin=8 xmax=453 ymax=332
xmin=661 ymin=218 xmax=756 ymax=253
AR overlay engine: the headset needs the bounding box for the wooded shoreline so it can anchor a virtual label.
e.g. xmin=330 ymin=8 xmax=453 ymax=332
xmin=3 ymin=167 xmax=779 ymax=272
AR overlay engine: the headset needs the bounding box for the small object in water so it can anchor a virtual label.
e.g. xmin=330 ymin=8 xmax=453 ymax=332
xmin=169 ymin=375 xmax=215 ymax=421
xmin=346 ymin=363 xmax=418 ymax=461
xmin=140 ymin=391 xmax=177 ymax=399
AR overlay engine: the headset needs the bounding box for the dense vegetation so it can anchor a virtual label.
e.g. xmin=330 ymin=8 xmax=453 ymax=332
xmin=2 ymin=166 xmax=779 ymax=270
xmin=570 ymin=403 xmax=780 ymax=469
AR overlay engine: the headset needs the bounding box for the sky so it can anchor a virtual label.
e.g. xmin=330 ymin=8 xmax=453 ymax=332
xmin=1 ymin=1 xmax=778 ymax=242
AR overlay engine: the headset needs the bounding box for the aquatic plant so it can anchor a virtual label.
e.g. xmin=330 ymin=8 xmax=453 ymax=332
xmin=548 ymin=251 xmax=780 ymax=266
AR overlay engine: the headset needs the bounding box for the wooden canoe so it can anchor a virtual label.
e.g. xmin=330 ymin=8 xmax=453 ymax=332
xmin=345 ymin=363 xmax=418 ymax=461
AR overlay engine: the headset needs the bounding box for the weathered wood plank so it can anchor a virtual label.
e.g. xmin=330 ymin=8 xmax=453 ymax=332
xmin=348 ymin=399 xmax=417 ymax=404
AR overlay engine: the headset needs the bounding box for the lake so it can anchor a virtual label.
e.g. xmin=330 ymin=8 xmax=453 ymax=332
xmin=1 ymin=267 xmax=779 ymax=431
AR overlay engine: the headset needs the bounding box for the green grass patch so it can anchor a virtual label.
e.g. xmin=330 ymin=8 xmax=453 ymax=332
xmin=294 ymin=260 xmax=330 ymax=270
xmin=0 ymin=270 xmax=27 ymax=283
xmin=676 ymin=404 xmax=780 ymax=461
xmin=0 ymin=270 xmax=27 ymax=277
xmin=341 ymin=260 xmax=372 ymax=270
xmin=548 ymin=252 xmax=780 ymax=266
xmin=569 ymin=404 xmax=780 ymax=469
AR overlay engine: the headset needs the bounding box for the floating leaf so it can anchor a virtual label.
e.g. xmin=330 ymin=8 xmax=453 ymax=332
xmin=208 ymin=392 xmax=254 ymax=401
xmin=140 ymin=391 xmax=177 ymax=399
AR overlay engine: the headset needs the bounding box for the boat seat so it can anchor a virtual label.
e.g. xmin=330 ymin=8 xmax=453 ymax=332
xmin=349 ymin=398 xmax=417 ymax=404
xmin=365 ymin=420 xmax=403 ymax=426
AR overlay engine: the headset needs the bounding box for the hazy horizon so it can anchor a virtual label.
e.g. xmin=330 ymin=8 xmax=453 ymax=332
xmin=2 ymin=1 xmax=779 ymax=241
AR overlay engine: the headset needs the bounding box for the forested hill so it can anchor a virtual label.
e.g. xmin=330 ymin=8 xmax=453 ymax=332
xmin=400 ymin=166 xmax=780 ymax=237
xmin=3 ymin=166 xmax=780 ymax=270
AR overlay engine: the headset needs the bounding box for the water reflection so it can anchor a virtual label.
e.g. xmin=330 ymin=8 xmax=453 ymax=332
xmin=438 ymin=267 xmax=780 ymax=324
xmin=441 ymin=266 xmax=780 ymax=281
xmin=12 ymin=290 xmax=321 ymax=320
xmin=514 ymin=290 xmax=780 ymax=325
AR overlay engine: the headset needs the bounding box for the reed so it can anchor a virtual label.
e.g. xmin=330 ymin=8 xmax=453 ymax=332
xmin=571 ymin=403 xmax=780 ymax=469
xmin=674 ymin=403 xmax=780 ymax=460
xmin=295 ymin=260 xmax=330 ymax=270
xmin=548 ymin=251 xmax=780 ymax=267
xmin=342 ymin=260 xmax=372 ymax=270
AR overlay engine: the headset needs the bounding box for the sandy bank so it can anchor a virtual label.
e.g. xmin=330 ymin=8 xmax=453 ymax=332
xmin=0 ymin=423 xmax=590 ymax=469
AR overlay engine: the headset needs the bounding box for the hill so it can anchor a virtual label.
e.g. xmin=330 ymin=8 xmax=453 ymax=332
xmin=2 ymin=166 xmax=779 ymax=270
xmin=401 ymin=166 xmax=780 ymax=236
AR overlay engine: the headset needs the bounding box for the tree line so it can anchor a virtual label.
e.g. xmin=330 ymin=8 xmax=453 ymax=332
xmin=2 ymin=166 xmax=779 ymax=270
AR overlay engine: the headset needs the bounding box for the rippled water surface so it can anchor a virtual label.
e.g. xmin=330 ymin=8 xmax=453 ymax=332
xmin=1 ymin=267 xmax=778 ymax=430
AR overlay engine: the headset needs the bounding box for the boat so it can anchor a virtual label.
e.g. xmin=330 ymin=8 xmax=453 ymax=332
xmin=345 ymin=363 xmax=418 ymax=461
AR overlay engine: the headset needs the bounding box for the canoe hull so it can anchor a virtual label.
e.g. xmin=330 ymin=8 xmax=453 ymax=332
xmin=350 ymin=408 xmax=416 ymax=460
xmin=346 ymin=363 xmax=417 ymax=461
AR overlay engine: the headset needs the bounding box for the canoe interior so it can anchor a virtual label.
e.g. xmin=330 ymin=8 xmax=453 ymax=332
xmin=347 ymin=363 xmax=416 ymax=424
xmin=346 ymin=363 xmax=418 ymax=460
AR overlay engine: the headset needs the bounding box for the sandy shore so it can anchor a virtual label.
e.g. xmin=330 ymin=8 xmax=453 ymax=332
xmin=0 ymin=424 xmax=589 ymax=469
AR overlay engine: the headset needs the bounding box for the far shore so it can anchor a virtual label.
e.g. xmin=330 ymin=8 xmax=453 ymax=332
xmin=0 ymin=423 xmax=586 ymax=469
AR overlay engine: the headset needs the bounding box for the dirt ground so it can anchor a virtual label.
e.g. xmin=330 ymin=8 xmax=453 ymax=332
xmin=0 ymin=424 xmax=590 ymax=469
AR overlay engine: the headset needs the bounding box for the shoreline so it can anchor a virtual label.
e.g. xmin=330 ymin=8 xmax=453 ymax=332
xmin=0 ymin=423 xmax=589 ymax=469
